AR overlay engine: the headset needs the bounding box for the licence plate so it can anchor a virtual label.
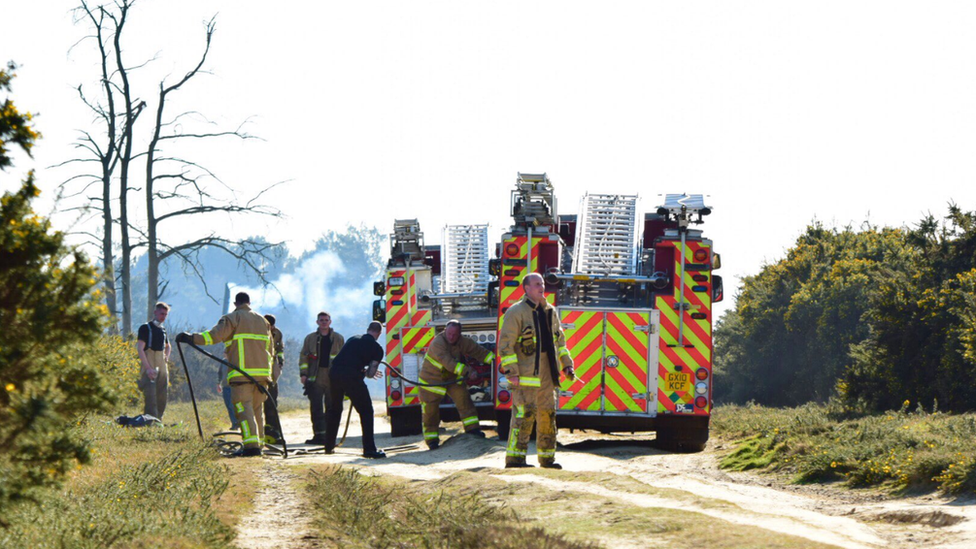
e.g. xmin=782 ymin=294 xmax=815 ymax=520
xmin=665 ymin=372 xmax=690 ymax=392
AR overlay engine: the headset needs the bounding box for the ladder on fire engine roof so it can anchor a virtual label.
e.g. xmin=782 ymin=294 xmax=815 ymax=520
xmin=512 ymin=173 xmax=557 ymax=227
xmin=441 ymin=224 xmax=490 ymax=294
xmin=572 ymin=193 xmax=639 ymax=277
xmin=391 ymin=219 xmax=424 ymax=261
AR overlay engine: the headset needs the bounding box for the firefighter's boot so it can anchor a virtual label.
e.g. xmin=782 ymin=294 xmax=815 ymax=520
xmin=427 ymin=439 xmax=440 ymax=450
xmin=540 ymin=462 xmax=563 ymax=469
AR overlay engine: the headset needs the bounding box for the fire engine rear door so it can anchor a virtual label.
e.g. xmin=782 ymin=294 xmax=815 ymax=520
xmin=602 ymin=311 xmax=652 ymax=413
xmin=558 ymin=309 xmax=603 ymax=411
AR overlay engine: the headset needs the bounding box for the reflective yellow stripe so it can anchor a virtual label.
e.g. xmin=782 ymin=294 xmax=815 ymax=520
xmin=484 ymin=351 xmax=495 ymax=364
xmin=225 ymin=332 xmax=273 ymax=380
xmin=421 ymin=385 xmax=447 ymax=396
xmin=426 ymin=355 xmax=445 ymax=370
xmin=233 ymin=333 xmax=270 ymax=342
xmin=507 ymin=427 xmax=523 ymax=456
xmin=539 ymin=449 xmax=556 ymax=458
xmin=453 ymin=362 xmax=466 ymax=376
xmin=558 ymin=347 xmax=571 ymax=359
xmin=202 ymin=331 xmax=213 ymax=345
xmin=500 ymin=355 xmax=518 ymax=366
xmin=520 ymin=377 xmax=541 ymax=387
xmin=462 ymin=416 xmax=479 ymax=426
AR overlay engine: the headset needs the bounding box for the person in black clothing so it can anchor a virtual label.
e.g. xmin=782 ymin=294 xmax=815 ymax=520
xmin=324 ymin=321 xmax=387 ymax=458
xmin=136 ymin=302 xmax=171 ymax=419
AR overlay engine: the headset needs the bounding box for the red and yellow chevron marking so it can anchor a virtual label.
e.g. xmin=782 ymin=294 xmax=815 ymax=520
xmin=410 ymin=309 xmax=431 ymax=327
xmin=559 ymin=310 xmax=603 ymax=411
xmin=396 ymin=326 xmax=433 ymax=406
xmin=401 ymin=326 xmax=434 ymax=354
xmin=603 ymin=312 xmax=650 ymax=413
xmin=400 ymin=385 xmax=417 ymax=405
xmin=498 ymin=236 xmax=529 ymax=312
xmin=655 ymin=238 xmax=712 ymax=416
xmin=384 ymin=269 xmax=410 ymax=369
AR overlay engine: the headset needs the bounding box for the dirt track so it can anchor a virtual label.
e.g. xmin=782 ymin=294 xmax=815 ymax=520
xmin=232 ymin=405 xmax=976 ymax=549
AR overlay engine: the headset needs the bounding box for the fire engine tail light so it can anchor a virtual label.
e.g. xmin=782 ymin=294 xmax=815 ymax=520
xmin=696 ymin=368 xmax=709 ymax=380
xmin=498 ymin=390 xmax=511 ymax=403
xmin=505 ymin=243 xmax=520 ymax=257
xmin=695 ymin=396 xmax=708 ymax=408
xmin=390 ymin=390 xmax=402 ymax=401
xmin=694 ymin=249 xmax=709 ymax=263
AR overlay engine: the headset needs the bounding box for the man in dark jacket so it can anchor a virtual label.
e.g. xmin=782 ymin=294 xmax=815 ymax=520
xmin=323 ymin=321 xmax=386 ymax=458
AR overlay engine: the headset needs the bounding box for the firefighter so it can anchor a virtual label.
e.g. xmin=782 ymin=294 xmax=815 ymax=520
xmin=262 ymin=314 xmax=284 ymax=444
xmin=299 ymin=312 xmax=345 ymax=445
xmin=176 ymin=292 xmax=273 ymax=457
xmin=418 ymin=320 xmax=494 ymax=449
xmin=136 ymin=302 xmax=171 ymax=419
xmin=498 ymin=273 xmax=574 ymax=469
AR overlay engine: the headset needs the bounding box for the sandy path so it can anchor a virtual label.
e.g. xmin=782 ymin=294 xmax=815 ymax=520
xmin=237 ymin=404 xmax=976 ymax=549
xmin=233 ymin=458 xmax=321 ymax=549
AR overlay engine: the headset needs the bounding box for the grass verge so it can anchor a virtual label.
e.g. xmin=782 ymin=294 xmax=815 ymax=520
xmin=0 ymin=401 xmax=248 ymax=549
xmin=305 ymin=466 xmax=840 ymax=549
xmin=305 ymin=466 xmax=596 ymax=549
xmin=712 ymin=401 xmax=976 ymax=494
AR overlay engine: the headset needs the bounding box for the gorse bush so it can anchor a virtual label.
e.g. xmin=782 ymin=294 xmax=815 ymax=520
xmin=715 ymin=206 xmax=976 ymax=413
xmin=1 ymin=62 xmax=122 ymax=519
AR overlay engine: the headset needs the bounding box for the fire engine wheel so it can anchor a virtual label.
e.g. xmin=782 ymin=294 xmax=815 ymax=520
xmin=654 ymin=428 xmax=707 ymax=453
xmin=495 ymin=410 xmax=511 ymax=441
xmin=389 ymin=406 xmax=422 ymax=438
xmin=654 ymin=419 xmax=709 ymax=453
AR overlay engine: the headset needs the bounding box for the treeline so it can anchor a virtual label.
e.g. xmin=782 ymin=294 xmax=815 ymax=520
xmin=714 ymin=206 xmax=976 ymax=412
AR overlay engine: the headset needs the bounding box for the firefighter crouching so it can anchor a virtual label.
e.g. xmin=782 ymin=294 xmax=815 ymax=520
xmin=498 ymin=273 xmax=574 ymax=469
xmin=418 ymin=320 xmax=494 ymax=449
xmin=177 ymin=292 xmax=273 ymax=457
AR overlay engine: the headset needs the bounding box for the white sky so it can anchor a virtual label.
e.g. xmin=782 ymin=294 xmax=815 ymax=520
xmin=4 ymin=0 xmax=976 ymax=321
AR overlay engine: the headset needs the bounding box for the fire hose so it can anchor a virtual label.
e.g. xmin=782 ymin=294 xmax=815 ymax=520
xmin=176 ymin=340 xmax=288 ymax=459
xmin=380 ymin=360 xmax=483 ymax=387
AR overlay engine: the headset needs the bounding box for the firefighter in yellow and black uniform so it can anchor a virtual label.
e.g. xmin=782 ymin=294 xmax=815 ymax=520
xmin=418 ymin=320 xmax=494 ymax=449
xmin=177 ymin=292 xmax=273 ymax=457
xmin=498 ymin=273 xmax=574 ymax=469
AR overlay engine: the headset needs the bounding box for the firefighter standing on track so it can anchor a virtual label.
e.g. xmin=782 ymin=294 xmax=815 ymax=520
xmin=299 ymin=311 xmax=345 ymax=445
xmin=418 ymin=320 xmax=494 ymax=449
xmin=176 ymin=292 xmax=273 ymax=457
xmin=498 ymin=273 xmax=574 ymax=469
xmin=262 ymin=314 xmax=285 ymax=444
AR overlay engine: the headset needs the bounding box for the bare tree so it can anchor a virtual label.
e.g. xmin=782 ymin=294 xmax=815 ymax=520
xmin=55 ymin=0 xmax=129 ymax=333
xmin=140 ymin=17 xmax=282 ymax=318
xmin=63 ymin=1 xmax=284 ymax=330
xmin=106 ymin=0 xmax=145 ymax=336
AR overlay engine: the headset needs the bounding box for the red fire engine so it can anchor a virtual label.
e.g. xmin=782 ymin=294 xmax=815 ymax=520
xmin=373 ymin=174 xmax=722 ymax=451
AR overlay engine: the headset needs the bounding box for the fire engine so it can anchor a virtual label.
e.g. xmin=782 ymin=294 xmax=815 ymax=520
xmin=372 ymin=174 xmax=723 ymax=451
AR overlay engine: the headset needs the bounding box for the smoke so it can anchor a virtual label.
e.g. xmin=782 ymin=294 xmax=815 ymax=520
xmin=233 ymin=249 xmax=377 ymax=336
